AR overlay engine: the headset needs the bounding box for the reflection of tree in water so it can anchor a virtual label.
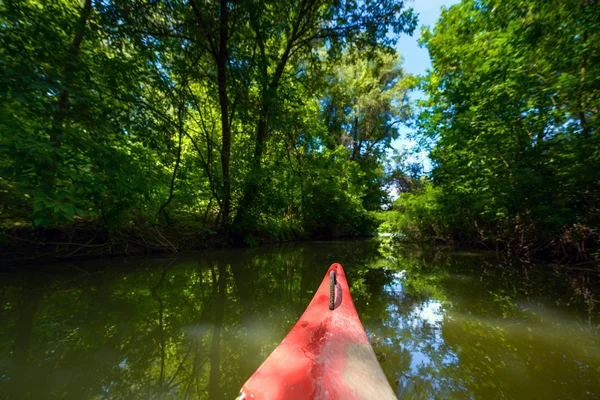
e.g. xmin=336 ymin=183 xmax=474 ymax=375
xmin=0 ymin=239 xmax=598 ymax=399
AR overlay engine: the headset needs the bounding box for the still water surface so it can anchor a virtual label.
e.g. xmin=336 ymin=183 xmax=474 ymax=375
xmin=1 ymin=239 xmax=599 ymax=399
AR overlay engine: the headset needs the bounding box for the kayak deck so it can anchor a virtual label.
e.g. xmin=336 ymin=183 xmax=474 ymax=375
xmin=237 ymin=263 xmax=396 ymax=400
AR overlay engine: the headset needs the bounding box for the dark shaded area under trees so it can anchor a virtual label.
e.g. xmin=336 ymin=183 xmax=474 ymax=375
xmin=0 ymin=0 xmax=417 ymax=262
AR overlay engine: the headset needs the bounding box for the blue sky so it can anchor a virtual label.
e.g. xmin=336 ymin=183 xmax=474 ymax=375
xmin=391 ymin=0 xmax=460 ymax=171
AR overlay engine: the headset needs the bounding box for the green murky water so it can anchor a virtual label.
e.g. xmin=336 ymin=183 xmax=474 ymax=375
xmin=1 ymin=239 xmax=599 ymax=399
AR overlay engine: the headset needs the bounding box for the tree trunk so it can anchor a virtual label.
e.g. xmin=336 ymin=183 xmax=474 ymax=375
xmin=231 ymin=5 xmax=305 ymax=235
xmin=217 ymin=0 xmax=231 ymax=230
xmin=157 ymin=128 xmax=183 ymax=220
xmin=47 ymin=0 xmax=92 ymax=186
xmin=232 ymin=104 xmax=268 ymax=232
xmin=578 ymin=28 xmax=588 ymax=137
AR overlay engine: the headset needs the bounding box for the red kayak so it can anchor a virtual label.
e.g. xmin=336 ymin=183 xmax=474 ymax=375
xmin=237 ymin=263 xmax=396 ymax=400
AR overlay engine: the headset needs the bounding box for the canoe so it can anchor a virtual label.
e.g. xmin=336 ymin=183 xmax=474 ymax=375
xmin=237 ymin=263 xmax=396 ymax=400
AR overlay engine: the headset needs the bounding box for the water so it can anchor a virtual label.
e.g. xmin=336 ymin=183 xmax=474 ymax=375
xmin=1 ymin=239 xmax=599 ymax=399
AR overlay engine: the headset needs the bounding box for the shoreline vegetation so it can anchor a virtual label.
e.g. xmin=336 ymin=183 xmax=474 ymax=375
xmin=1 ymin=0 xmax=417 ymax=266
xmin=1 ymin=0 xmax=598 ymax=267
xmin=2 ymin=217 xmax=597 ymax=267
xmin=1 ymin=221 xmax=375 ymax=266
xmin=377 ymin=0 xmax=600 ymax=266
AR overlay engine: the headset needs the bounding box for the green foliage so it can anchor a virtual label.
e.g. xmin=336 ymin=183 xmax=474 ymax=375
xmin=320 ymin=51 xmax=414 ymax=211
xmin=385 ymin=180 xmax=443 ymax=240
xmin=392 ymin=0 xmax=600 ymax=259
xmin=0 ymin=0 xmax=417 ymax=243
xmin=302 ymin=146 xmax=378 ymax=238
xmin=0 ymin=0 xmax=170 ymax=231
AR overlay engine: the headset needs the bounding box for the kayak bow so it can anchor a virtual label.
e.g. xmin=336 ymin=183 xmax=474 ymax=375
xmin=237 ymin=263 xmax=396 ymax=400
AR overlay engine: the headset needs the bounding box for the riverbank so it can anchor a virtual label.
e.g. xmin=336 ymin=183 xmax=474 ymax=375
xmin=4 ymin=220 xmax=599 ymax=268
xmin=0 ymin=220 xmax=379 ymax=266
xmin=0 ymin=224 xmax=213 ymax=266
xmin=376 ymin=209 xmax=599 ymax=267
xmin=0 ymin=223 xmax=279 ymax=266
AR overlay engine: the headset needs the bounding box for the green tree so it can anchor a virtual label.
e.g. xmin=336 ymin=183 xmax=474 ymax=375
xmin=400 ymin=0 xmax=600 ymax=259
xmin=321 ymin=50 xmax=414 ymax=210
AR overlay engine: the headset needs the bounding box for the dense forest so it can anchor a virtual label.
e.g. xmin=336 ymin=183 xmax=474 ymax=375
xmin=1 ymin=0 xmax=599 ymax=263
xmin=385 ymin=0 xmax=600 ymax=262
xmin=0 ymin=0 xmax=417 ymax=256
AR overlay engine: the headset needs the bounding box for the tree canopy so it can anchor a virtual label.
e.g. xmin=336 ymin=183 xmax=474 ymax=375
xmin=0 ymin=0 xmax=417 ymax=247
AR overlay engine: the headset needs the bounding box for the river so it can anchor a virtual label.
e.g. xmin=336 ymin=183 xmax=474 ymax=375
xmin=1 ymin=239 xmax=599 ymax=399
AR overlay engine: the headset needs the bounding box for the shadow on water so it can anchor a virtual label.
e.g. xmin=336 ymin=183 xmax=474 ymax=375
xmin=0 ymin=239 xmax=599 ymax=399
